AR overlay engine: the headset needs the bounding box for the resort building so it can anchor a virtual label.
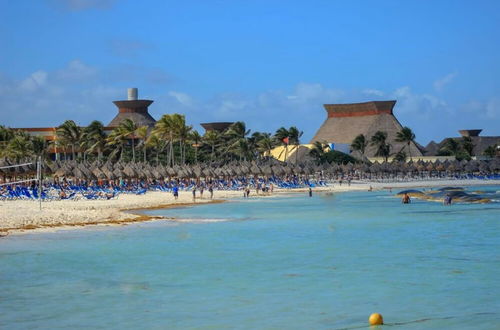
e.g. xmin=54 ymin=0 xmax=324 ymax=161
xmin=13 ymin=88 xmax=156 ymax=159
xmin=200 ymin=122 xmax=234 ymax=133
xmin=310 ymin=100 xmax=424 ymax=158
xmin=424 ymin=129 xmax=500 ymax=158
xmin=108 ymin=88 xmax=156 ymax=128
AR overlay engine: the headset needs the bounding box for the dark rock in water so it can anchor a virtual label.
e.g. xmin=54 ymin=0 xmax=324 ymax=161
xmin=438 ymin=187 xmax=464 ymax=191
xmin=394 ymin=187 xmax=495 ymax=204
xmin=396 ymin=189 xmax=425 ymax=196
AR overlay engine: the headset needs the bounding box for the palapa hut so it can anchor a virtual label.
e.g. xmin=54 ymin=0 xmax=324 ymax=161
xmin=310 ymin=100 xmax=423 ymax=158
xmin=108 ymin=88 xmax=156 ymax=128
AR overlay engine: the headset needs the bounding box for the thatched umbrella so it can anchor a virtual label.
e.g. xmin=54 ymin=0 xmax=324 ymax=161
xmin=166 ymin=166 xmax=176 ymax=177
xmin=369 ymin=163 xmax=380 ymax=174
xmin=265 ymin=165 xmax=275 ymax=177
xmin=122 ymin=165 xmax=136 ymax=178
xmin=201 ymin=167 xmax=212 ymax=178
xmin=435 ymin=162 xmax=445 ymax=172
xmin=112 ymin=167 xmax=123 ymax=179
xmin=250 ymin=164 xmax=262 ymax=176
xmin=489 ymin=160 xmax=500 ymax=172
xmin=92 ymin=167 xmax=106 ymax=180
xmin=193 ymin=166 xmax=202 ymax=178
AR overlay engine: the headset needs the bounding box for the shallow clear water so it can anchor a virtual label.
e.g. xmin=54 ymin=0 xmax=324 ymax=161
xmin=1 ymin=187 xmax=499 ymax=329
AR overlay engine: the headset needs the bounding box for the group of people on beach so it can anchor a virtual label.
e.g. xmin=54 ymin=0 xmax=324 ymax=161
xmin=185 ymin=184 xmax=215 ymax=201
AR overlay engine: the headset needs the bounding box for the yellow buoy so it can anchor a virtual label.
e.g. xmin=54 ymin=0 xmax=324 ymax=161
xmin=369 ymin=313 xmax=383 ymax=325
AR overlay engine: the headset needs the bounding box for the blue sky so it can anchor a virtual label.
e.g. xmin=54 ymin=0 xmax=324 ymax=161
xmin=1 ymin=0 xmax=499 ymax=145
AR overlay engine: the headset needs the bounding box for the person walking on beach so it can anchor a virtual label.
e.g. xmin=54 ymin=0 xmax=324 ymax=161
xmin=209 ymin=185 xmax=214 ymax=199
xmin=173 ymin=186 xmax=179 ymax=200
xmin=192 ymin=186 xmax=196 ymax=201
xmin=308 ymin=187 xmax=313 ymax=197
xmin=444 ymin=194 xmax=452 ymax=205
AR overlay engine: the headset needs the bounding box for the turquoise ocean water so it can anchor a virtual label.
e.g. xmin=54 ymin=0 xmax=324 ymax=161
xmin=1 ymin=186 xmax=499 ymax=329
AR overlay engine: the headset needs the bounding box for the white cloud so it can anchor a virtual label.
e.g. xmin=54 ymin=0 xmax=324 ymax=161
xmin=56 ymin=59 xmax=98 ymax=82
xmin=363 ymin=89 xmax=384 ymax=97
xmin=461 ymin=98 xmax=500 ymax=119
xmin=391 ymin=86 xmax=447 ymax=116
xmin=1 ymin=67 xmax=497 ymax=144
xmin=19 ymin=70 xmax=48 ymax=91
xmin=485 ymin=98 xmax=500 ymax=119
xmin=287 ymin=82 xmax=344 ymax=104
xmin=168 ymin=91 xmax=194 ymax=107
xmin=0 ymin=61 xmax=121 ymax=127
xmin=433 ymin=72 xmax=457 ymax=91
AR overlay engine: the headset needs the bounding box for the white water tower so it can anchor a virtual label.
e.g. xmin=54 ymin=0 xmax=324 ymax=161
xmin=127 ymin=88 xmax=138 ymax=101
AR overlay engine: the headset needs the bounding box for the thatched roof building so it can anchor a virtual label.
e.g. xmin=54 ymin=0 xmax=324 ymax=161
xmin=310 ymin=100 xmax=423 ymax=157
xmin=424 ymin=129 xmax=500 ymax=156
xmin=200 ymin=122 xmax=234 ymax=133
xmin=108 ymin=88 xmax=156 ymax=127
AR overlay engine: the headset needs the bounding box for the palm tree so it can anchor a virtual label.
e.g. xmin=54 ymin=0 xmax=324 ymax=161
xmin=483 ymin=144 xmax=498 ymax=158
xmin=371 ymin=131 xmax=391 ymax=162
xmin=256 ymin=133 xmax=275 ymax=158
xmin=152 ymin=114 xmax=176 ymax=166
xmin=309 ymin=141 xmax=328 ymax=162
xmin=106 ymin=126 xmax=128 ymax=161
xmin=0 ymin=125 xmax=15 ymax=149
xmin=146 ymin=133 xmax=166 ymax=165
xmin=395 ymin=127 xmax=416 ymax=160
xmin=351 ymin=134 xmax=368 ymax=158
xmin=117 ymin=119 xmax=138 ymax=162
xmin=461 ymin=136 xmax=474 ymax=156
xmin=135 ymin=126 xmax=149 ymax=162
xmin=203 ymin=130 xmax=221 ymax=161
xmin=274 ymin=127 xmax=290 ymax=161
xmin=3 ymin=134 xmax=34 ymax=161
xmin=189 ymin=130 xmax=202 ymax=163
xmin=225 ymin=121 xmax=251 ymax=161
xmin=82 ymin=120 xmax=107 ymax=161
xmin=56 ymin=120 xmax=82 ymax=160
xmin=439 ymin=138 xmax=461 ymax=156
xmin=171 ymin=114 xmax=192 ymax=165
xmin=288 ymin=126 xmax=303 ymax=164
xmin=31 ymin=136 xmax=48 ymax=159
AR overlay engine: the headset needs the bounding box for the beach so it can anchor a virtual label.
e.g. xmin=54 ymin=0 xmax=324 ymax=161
xmin=1 ymin=179 xmax=499 ymax=235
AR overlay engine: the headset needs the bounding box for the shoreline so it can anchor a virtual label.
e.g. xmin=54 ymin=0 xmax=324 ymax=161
xmin=1 ymin=179 xmax=499 ymax=236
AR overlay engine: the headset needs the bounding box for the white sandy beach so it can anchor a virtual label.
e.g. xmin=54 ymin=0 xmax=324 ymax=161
xmin=1 ymin=179 xmax=499 ymax=235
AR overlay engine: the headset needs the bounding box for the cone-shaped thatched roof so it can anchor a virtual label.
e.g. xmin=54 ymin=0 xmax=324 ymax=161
xmin=310 ymin=100 xmax=423 ymax=158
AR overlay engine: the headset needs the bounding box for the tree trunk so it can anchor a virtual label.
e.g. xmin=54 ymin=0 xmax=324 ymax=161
xmin=132 ymin=138 xmax=136 ymax=162
xmin=179 ymin=140 xmax=183 ymax=165
xmin=170 ymin=133 xmax=174 ymax=166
